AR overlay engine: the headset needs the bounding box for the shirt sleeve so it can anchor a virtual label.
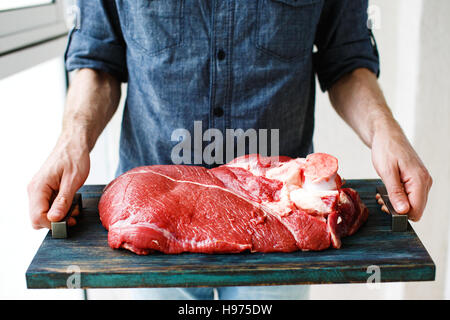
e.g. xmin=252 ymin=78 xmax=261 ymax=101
xmin=64 ymin=0 xmax=127 ymax=82
xmin=313 ymin=0 xmax=379 ymax=92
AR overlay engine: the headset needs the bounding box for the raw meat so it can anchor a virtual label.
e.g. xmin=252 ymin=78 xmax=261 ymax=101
xmin=98 ymin=153 xmax=368 ymax=255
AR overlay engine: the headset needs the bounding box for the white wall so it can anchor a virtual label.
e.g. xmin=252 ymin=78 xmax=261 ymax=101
xmin=402 ymin=0 xmax=450 ymax=300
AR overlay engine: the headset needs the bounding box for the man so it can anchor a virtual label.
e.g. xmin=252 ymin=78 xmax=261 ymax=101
xmin=28 ymin=0 xmax=432 ymax=299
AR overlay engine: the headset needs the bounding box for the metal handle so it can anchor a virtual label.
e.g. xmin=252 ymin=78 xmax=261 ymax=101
xmin=376 ymin=186 xmax=408 ymax=232
xmin=51 ymin=193 xmax=82 ymax=239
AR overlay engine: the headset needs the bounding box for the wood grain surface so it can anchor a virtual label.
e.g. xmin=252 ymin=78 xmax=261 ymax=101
xmin=25 ymin=180 xmax=435 ymax=289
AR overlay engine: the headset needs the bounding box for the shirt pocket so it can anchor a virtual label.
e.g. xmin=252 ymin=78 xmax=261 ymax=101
xmin=122 ymin=0 xmax=184 ymax=56
xmin=255 ymin=0 xmax=321 ymax=61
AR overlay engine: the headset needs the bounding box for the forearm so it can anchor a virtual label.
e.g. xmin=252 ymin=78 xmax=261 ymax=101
xmin=328 ymin=68 xmax=405 ymax=148
xmin=60 ymin=68 xmax=121 ymax=151
xmin=28 ymin=68 xmax=121 ymax=228
xmin=328 ymin=68 xmax=432 ymax=221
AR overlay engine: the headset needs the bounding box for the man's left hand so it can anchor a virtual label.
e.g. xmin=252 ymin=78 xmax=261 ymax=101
xmin=371 ymin=127 xmax=432 ymax=221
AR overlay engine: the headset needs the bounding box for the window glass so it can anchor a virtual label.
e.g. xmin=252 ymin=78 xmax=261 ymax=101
xmin=0 ymin=0 xmax=53 ymax=12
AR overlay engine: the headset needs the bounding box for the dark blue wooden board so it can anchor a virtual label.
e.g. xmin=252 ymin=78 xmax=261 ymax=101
xmin=26 ymin=180 xmax=435 ymax=288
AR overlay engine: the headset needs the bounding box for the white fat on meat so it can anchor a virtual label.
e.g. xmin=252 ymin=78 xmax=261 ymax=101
xmin=289 ymin=188 xmax=338 ymax=214
xmin=264 ymin=184 xmax=296 ymax=216
xmin=265 ymin=157 xmax=339 ymax=215
xmin=265 ymin=158 xmax=305 ymax=185
xmin=227 ymin=154 xmax=342 ymax=216
xmin=302 ymin=172 xmax=338 ymax=191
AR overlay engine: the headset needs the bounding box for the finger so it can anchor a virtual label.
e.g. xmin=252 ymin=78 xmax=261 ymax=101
xmin=71 ymin=206 xmax=80 ymax=217
xmin=376 ymin=196 xmax=384 ymax=205
xmin=374 ymin=193 xmax=389 ymax=214
xmin=403 ymin=178 xmax=429 ymax=222
xmin=381 ymin=164 xmax=410 ymax=214
xmin=28 ymin=181 xmax=54 ymax=229
xmin=47 ymin=175 xmax=77 ymax=222
xmin=67 ymin=217 xmax=77 ymax=227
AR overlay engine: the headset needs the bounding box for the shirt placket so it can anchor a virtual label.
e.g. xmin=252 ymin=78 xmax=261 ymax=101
xmin=210 ymin=0 xmax=234 ymax=154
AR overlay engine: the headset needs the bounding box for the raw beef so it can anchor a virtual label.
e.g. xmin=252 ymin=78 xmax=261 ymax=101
xmin=98 ymin=153 xmax=368 ymax=255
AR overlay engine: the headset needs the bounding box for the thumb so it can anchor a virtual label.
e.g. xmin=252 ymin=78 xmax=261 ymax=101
xmin=47 ymin=178 xmax=77 ymax=222
xmin=382 ymin=166 xmax=410 ymax=214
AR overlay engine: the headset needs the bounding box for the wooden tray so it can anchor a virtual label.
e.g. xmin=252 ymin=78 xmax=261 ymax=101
xmin=26 ymin=179 xmax=435 ymax=289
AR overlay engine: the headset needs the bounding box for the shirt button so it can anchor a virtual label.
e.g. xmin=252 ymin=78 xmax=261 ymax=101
xmin=213 ymin=107 xmax=224 ymax=117
xmin=217 ymin=49 xmax=226 ymax=61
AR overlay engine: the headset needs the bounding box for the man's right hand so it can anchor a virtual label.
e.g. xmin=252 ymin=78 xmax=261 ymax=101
xmin=27 ymin=135 xmax=90 ymax=229
xmin=27 ymin=68 xmax=121 ymax=230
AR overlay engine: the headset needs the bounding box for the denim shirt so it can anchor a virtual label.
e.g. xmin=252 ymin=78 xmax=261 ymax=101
xmin=65 ymin=0 xmax=379 ymax=175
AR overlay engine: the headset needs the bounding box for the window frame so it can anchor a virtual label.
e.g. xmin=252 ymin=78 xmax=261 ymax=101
xmin=0 ymin=0 xmax=68 ymax=79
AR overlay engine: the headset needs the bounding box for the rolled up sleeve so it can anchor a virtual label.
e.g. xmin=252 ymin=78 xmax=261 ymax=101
xmin=65 ymin=0 xmax=127 ymax=82
xmin=313 ymin=0 xmax=379 ymax=92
